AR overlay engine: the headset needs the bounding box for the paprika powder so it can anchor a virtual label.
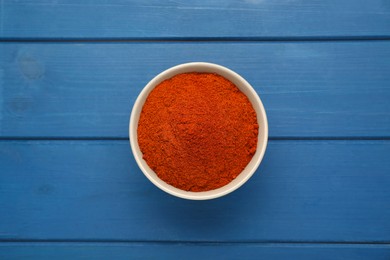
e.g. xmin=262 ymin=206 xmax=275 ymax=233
xmin=138 ymin=72 xmax=258 ymax=192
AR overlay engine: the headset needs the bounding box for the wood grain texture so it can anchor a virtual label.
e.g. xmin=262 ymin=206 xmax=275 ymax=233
xmin=1 ymin=0 xmax=390 ymax=39
xmin=1 ymin=243 xmax=389 ymax=260
xmin=1 ymin=42 xmax=390 ymax=138
xmin=2 ymin=0 xmax=390 ymax=257
xmin=0 ymin=140 xmax=389 ymax=242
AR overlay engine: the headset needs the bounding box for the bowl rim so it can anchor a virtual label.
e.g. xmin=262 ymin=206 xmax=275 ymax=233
xmin=129 ymin=62 xmax=268 ymax=200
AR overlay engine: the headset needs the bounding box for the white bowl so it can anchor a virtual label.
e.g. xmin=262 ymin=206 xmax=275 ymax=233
xmin=129 ymin=62 xmax=268 ymax=200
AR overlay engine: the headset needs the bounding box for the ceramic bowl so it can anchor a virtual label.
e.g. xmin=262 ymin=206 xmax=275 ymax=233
xmin=129 ymin=62 xmax=268 ymax=200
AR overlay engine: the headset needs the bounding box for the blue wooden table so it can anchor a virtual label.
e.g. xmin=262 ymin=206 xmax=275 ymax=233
xmin=1 ymin=1 xmax=390 ymax=259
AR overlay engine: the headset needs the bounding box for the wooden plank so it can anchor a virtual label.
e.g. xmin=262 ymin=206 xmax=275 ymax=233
xmin=0 ymin=243 xmax=389 ymax=260
xmin=0 ymin=140 xmax=389 ymax=242
xmin=1 ymin=42 xmax=390 ymax=138
xmin=1 ymin=0 xmax=390 ymax=39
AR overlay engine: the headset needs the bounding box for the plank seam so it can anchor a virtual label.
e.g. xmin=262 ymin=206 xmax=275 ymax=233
xmin=1 ymin=36 xmax=390 ymax=43
xmin=0 ymin=240 xmax=389 ymax=245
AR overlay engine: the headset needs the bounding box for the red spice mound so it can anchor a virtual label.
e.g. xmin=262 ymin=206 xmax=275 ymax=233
xmin=137 ymin=73 xmax=258 ymax=192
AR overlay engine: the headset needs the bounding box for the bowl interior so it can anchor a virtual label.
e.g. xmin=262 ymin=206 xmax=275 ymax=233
xmin=130 ymin=62 xmax=268 ymax=200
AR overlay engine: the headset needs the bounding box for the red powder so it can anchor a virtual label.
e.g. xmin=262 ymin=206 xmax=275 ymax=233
xmin=137 ymin=73 xmax=258 ymax=191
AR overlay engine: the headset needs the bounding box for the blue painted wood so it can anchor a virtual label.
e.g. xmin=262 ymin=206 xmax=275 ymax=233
xmin=1 ymin=0 xmax=390 ymax=39
xmin=1 ymin=42 xmax=390 ymax=138
xmin=1 ymin=0 xmax=389 ymax=257
xmin=0 ymin=243 xmax=389 ymax=260
xmin=0 ymin=140 xmax=389 ymax=241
